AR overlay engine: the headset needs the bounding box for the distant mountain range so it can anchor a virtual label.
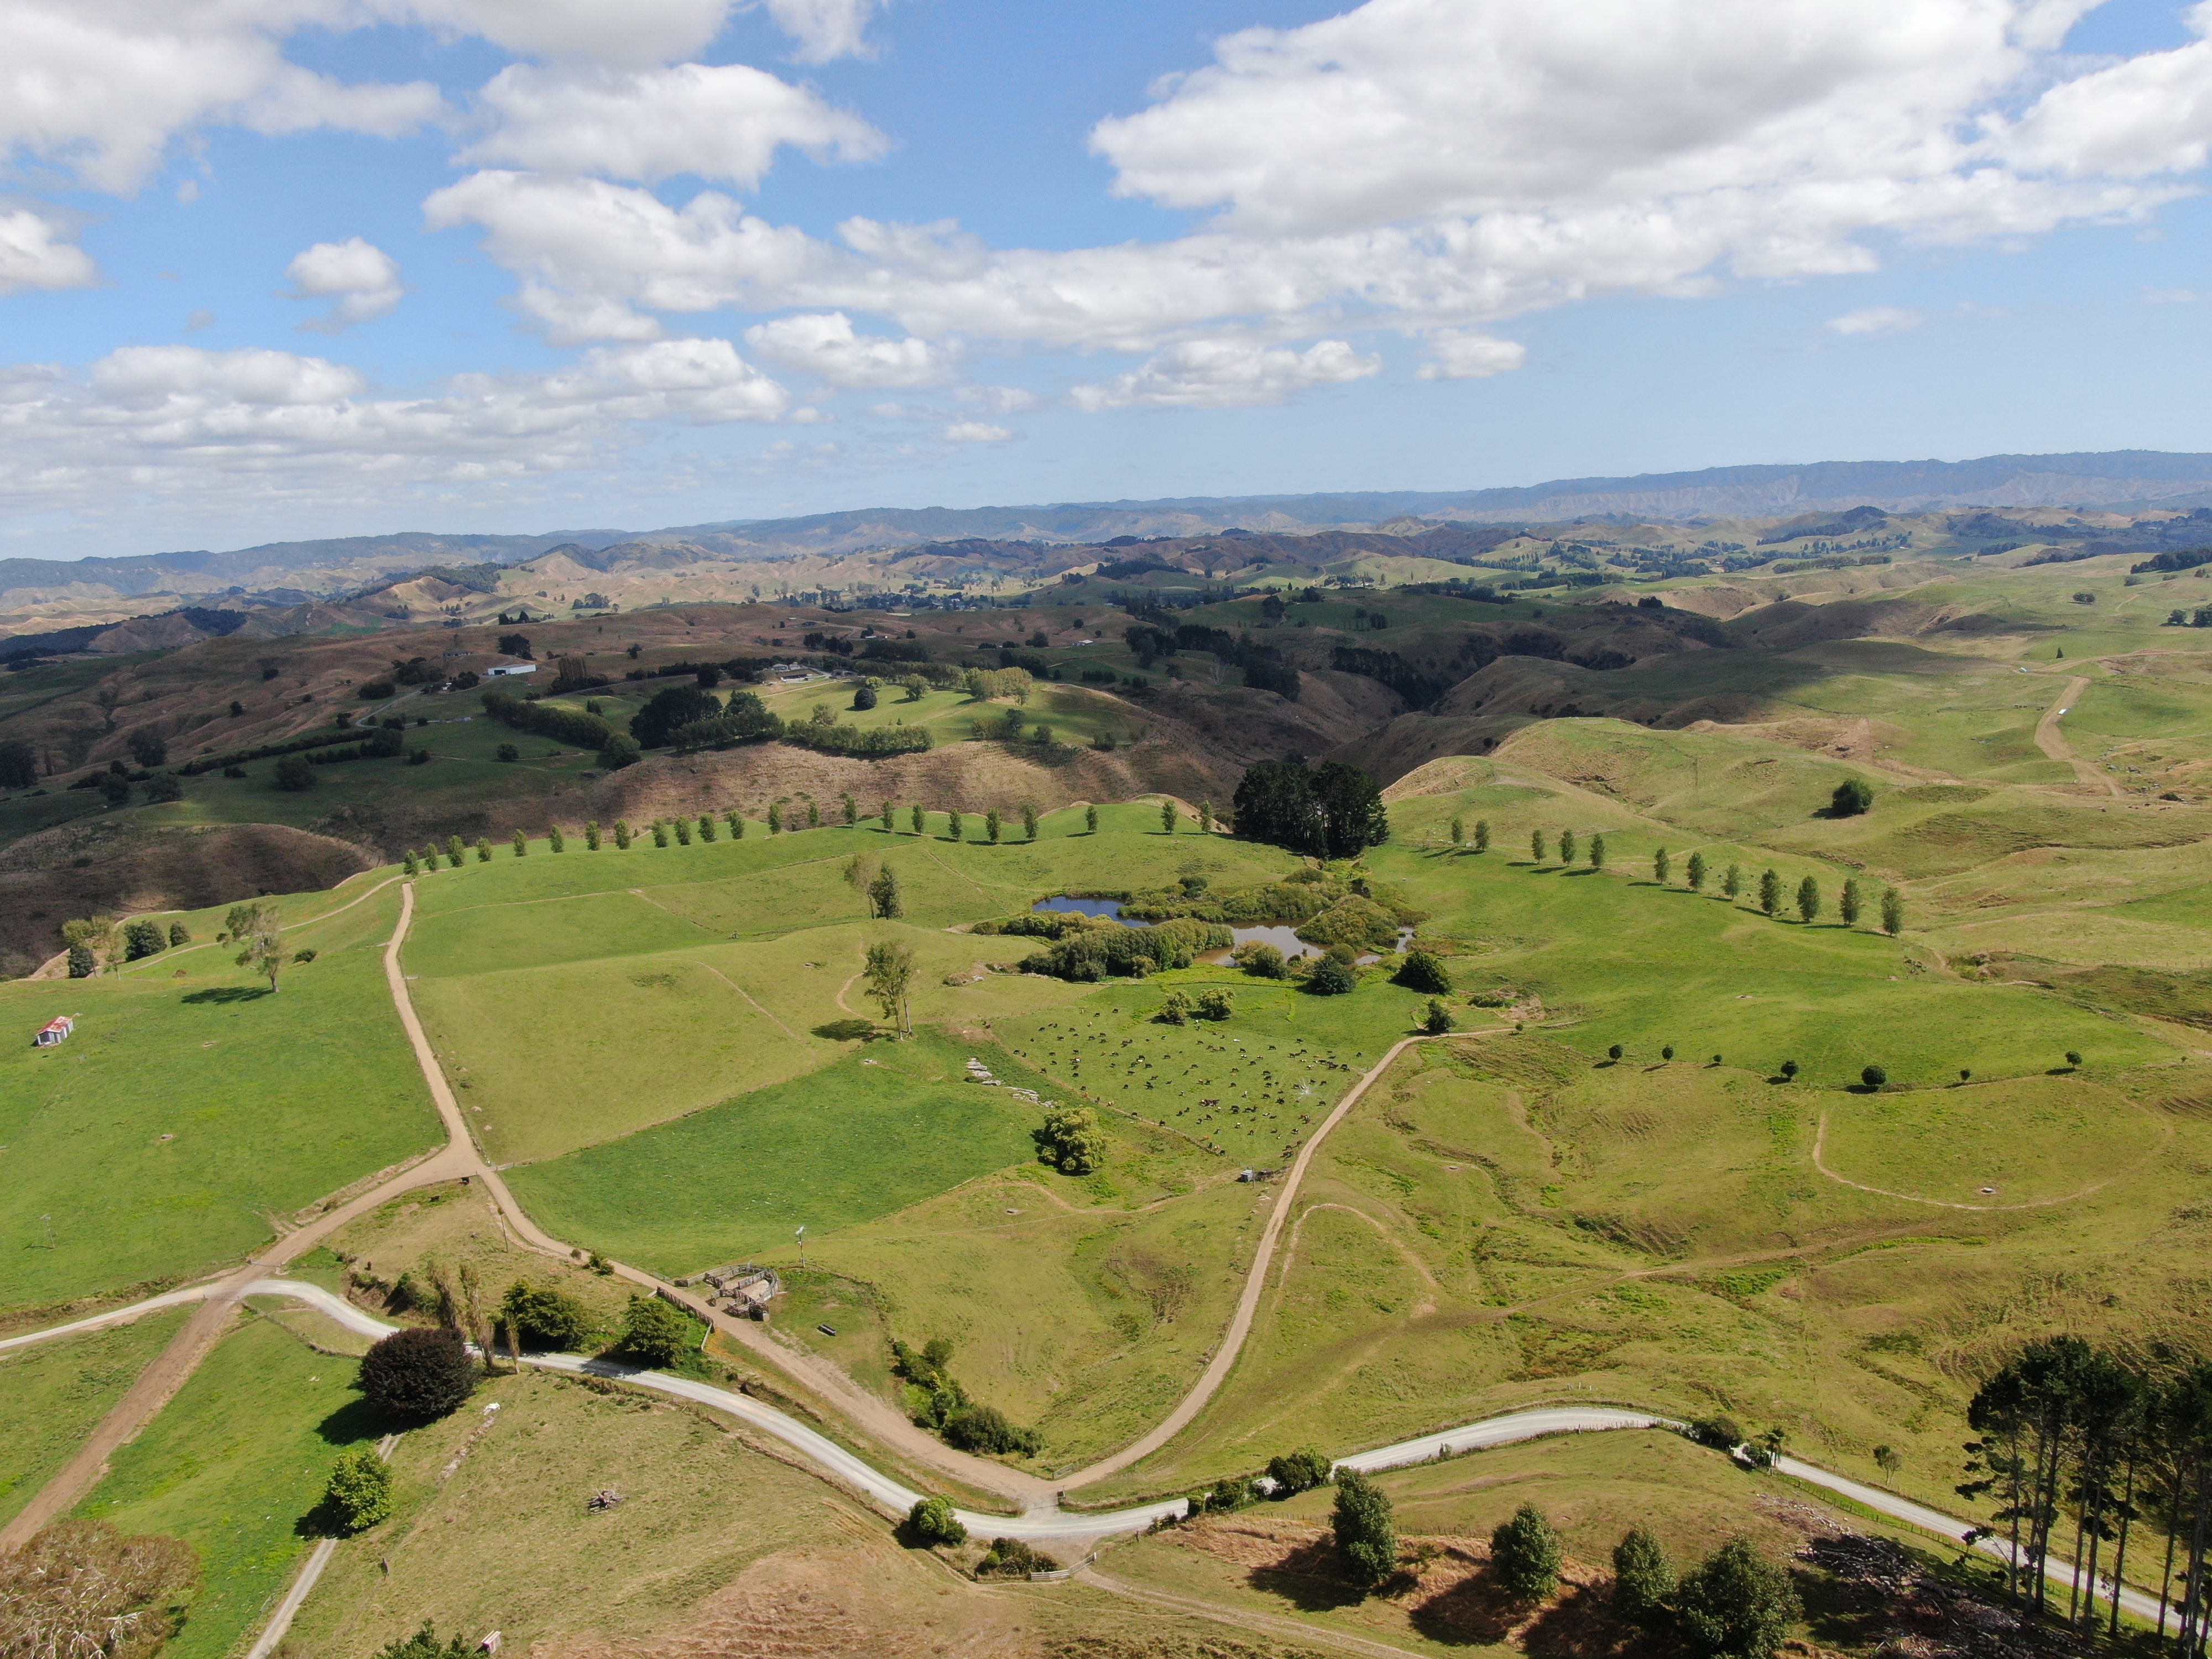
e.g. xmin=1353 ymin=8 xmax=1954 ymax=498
xmin=10 ymin=449 xmax=2212 ymax=609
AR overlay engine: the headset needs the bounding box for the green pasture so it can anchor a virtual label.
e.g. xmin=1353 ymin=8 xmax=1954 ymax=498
xmin=500 ymin=1033 xmax=1047 ymax=1275
xmin=1819 ymin=1075 xmax=2162 ymax=1205
xmin=77 ymin=1316 xmax=380 ymax=1659
xmin=0 ymin=880 xmax=439 ymax=1308
xmin=0 ymin=1307 xmax=190 ymax=1526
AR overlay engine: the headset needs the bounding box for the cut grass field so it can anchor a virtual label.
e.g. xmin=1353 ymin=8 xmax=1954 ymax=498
xmin=0 ymin=1306 xmax=191 ymax=1527
xmin=75 ymin=1315 xmax=380 ymax=1659
xmin=0 ymin=879 xmax=439 ymax=1310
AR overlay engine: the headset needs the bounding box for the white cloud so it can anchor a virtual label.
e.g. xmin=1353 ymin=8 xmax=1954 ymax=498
xmin=460 ymin=62 xmax=885 ymax=187
xmin=1416 ymin=330 xmax=1526 ymax=379
xmin=0 ymin=337 xmax=792 ymax=518
xmin=401 ymin=0 xmax=743 ymax=68
xmin=285 ymin=237 xmax=406 ymax=332
xmin=1999 ymin=7 xmax=2212 ymax=178
xmin=2147 ymin=286 xmax=2209 ymax=302
xmin=759 ymin=0 xmax=881 ymax=62
xmin=1825 ymin=305 xmax=1924 ymax=336
xmin=0 ymin=207 xmax=98 ymax=296
xmin=942 ymin=421 xmax=1013 ymax=442
xmin=961 ymin=384 xmax=1040 ymax=413
xmin=1071 ymin=338 xmax=1380 ymax=410
xmin=743 ymin=311 xmax=947 ymax=386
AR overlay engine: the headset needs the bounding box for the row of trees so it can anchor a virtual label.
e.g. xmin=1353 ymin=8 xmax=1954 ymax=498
xmin=1964 ymin=1336 xmax=2212 ymax=1645
xmin=1234 ymin=760 xmax=1390 ymax=858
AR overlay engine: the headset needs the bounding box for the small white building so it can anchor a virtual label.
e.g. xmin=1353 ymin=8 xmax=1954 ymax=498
xmin=484 ymin=662 xmax=538 ymax=678
xmin=35 ymin=1015 xmax=75 ymax=1047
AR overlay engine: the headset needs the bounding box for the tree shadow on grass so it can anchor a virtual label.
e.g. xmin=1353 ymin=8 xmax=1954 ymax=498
xmin=314 ymin=1395 xmax=386 ymax=1448
xmin=1406 ymin=1564 xmax=1519 ymax=1646
xmin=812 ymin=1018 xmax=880 ymax=1041
xmin=1248 ymin=1536 xmax=1372 ymax=1612
xmin=181 ymin=985 xmax=270 ymax=1005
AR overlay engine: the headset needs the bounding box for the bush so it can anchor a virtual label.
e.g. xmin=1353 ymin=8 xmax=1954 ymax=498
xmin=1686 ymin=1415 xmax=1743 ymax=1450
xmin=906 ymin=1496 xmax=966 ymax=1547
xmin=1830 ymin=779 xmax=1874 ymax=817
xmin=852 ymin=682 xmax=879 ymax=710
xmin=359 ymin=1327 xmax=474 ymax=1423
xmin=1022 ymin=927 xmax=1192 ymax=982
xmin=372 ymin=1625 xmax=476 ymax=1659
xmin=122 ymin=919 xmax=166 ymax=959
xmin=1266 ymin=1447 xmax=1333 ymax=1495
xmin=322 ymin=1445 xmax=392 ymax=1533
xmin=499 ymin=1281 xmax=591 ymax=1351
xmin=495 ymin=743 xmax=519 ymax=762
xmin=1195 ymin=988 xmax=1234 ymax=1021
xmin=1423 ymin=998 xmax=1454 ymax=1034
xmin=1394 ymin=948 xmax=1452 ymax=994
xmin=1673 ymin=1537 xmax=1801 ymax=1659
xmin=942 ymin=1404 xmax=1042 ymax=1456
xmin=142 ymin=772 xmax=182 ymax=803
xmin=1035 ymin=1105 xmax=1107 ymax=1175
xmin=274 ymin=753 xmax=316 ymax=791
xmin=1233 ymin=942 xmax=1288 ymax=978
xmin=976 ymin=1537 xmax=1060 ymax=1577
xmin=358 ymin=680 xmax=396 ymax=700
xmin=1331 ymin=1469 xmax=1397 ymax=1589
xmin=1860 ymin=1064 xmax=1887 ymax=1088
xmin=1306 ymin=956 xmax=1357 ymax=995
xmin=1490 ymin=1503 xmax=1562 ymax=1601
xmin=620 ymin=1295 xmax=700 ymax=1365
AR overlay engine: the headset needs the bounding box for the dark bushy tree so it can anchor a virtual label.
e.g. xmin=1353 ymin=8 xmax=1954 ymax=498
xmin=943 ymin=1404 xmax=1042 ymax=1456
xmin=1395 ymin=948 xmax=1452 ymax=994
xmin=0 ymin=738 xmax=36 ymax=789
xmin=620 ymin=1295 xmax=700 ymax=1365
xmin=1613 ymin=1525 xmax=1675 ymax=1627
xmin=1307 ymin=956 xmax=1357 ymax=995
xmin=1830 ymin=779 xmax=1874 ymax=817
xmin=1673 ymin=1537 xmax=1800 ymax=1659
xmin=1267 ymin=1448 xmax=1333 ymax=1494
xmin=1490 ymin=1503 xmax=1562 ymax=1600
xmin=629 ymin=682 xmax=721 ymax=749
xmin=498 ymin=1281 xmax=591 ymax=1351
xmin=906 ymin=1496 xmax=966 ymax=1547
xmin=359 ymin=1327 xmax=474 ymax=1423
xmin=1332 ymin=1470 xmax=1397 ymax=1588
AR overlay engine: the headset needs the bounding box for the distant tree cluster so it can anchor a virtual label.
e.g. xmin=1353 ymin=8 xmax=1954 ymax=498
xmin=1232 ymin=760 xmax=1389 ymax=858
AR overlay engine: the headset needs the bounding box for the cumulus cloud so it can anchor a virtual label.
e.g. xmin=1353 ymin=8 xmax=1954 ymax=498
xmin=460 ymin=62 xmax=885 ymax=186
xmin=743 ymin=311 xmax=947 ymax=386
xmin=1825 ymin=305 xmax=1923 ymax=336
xmin=942 ymin=420 xmax=1013 ymax=442
xmin=759 ymin=0 xmax=881 ymax=62
xmin=284 ymin=237 xmax=406 ymax=332
xmin=1071 ymin=338 xmax=1380 ymax=410
xmin=0 ymin=337 xmax=791 ymax=517
xmin=0 ymin=207 xmax=98 ymax=296
xmin=1416 ymin=330 xmax=1526 ymax=379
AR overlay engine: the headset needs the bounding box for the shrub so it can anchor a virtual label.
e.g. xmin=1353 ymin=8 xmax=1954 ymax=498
xmin=942 ymin=1404 xmax=1042 ymax=1456
xmin=598 ymin=733 xmax=641 ymax=770
xmin=620 ymin=1295 xmax=700 ymax=1365
xmin=1035 ymin=1105 xmax=1107 ymax=1175
xmin=1673 ymin=1537 xmax=1801 ymax=1659
xmin=1395 ymin=948 xmax=1452 ymax=994
xmin=1686 ymin=1415 xmax=1743 ymax=1450
xmin=373 ymin=1625 xmax=475 ymax=1659
xmin=1306 ymin=956 xmax=1357 ymax=995
xmin=1233 ymin=942 xmax=1288 ymax=978
xmin=167 ymin=922 xmax=190 ymax=947
xmin=976 ymin=1537 xmax=1060 ymax=1577
xmin=907 ymin=1496 xmax=966 ymax=1547
xmin=1491 ymin=1503 xmax=1563 ymax=1600
xmin=358 ymin=680 xmax=396 ymax=700
xmin=1860 ymin=1064 xmax=1887 ymax=1088
xmin=274 ymin=753 xmax=316 ymax=791
xmin=1423 ymin=998 xmax=1454 ymax=1034
xmin=1156 ymin=991 xmax=1191 ymax=1025
xmin=495 ymin=743 xmax=519 ymax=763
xmin=1331 ymin=1469 xmax=1397 ymax=1589
xmin=852 ymin=682 xmax=878 ymax=710
xmin=1267 ymin=1447 xmax=1333 ymax=1494
xmin=359 ymin=1327 xmax=474 ymax=1423
xmin=499 ymin=1281 xmax=591 ymax=1351
xmin=122 ymin=919 xmax=166 ymax=959
xmin=1830 ymin=778 xmax=1874 ymax=817
xmin=322 ymin=1446 xmax=393 ymax=1533
xmin=1194 ymin=988 xmax=1234 ymax=1021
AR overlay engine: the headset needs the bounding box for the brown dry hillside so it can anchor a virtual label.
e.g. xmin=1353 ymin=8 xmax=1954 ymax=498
xmin=0 ymin=820 xmax=369 ymax=975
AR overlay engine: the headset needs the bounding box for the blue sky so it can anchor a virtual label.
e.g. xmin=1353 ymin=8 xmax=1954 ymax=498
xmin=6 ymin=0 xmax=2212 ymax=555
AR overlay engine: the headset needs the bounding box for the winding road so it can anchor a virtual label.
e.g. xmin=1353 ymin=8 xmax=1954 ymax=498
xmin=1 ymin=875 xmax=2173 ymax=1635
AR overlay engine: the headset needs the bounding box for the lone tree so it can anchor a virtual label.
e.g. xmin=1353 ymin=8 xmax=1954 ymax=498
xmin=322 ymin=1446 xmax=393 ymax=1534
xmin=1307 ymin=956 xmax=1357 ymax=995
xmin=498 ymin=1281 xmax=591 ymax=1351
xmin=1491 ymin=1503 xmax=1563 ymax=1601
xmin=1757 ymin=869 xmax=1782 ymax=918
xmin=1861 ymin=1064 xmax=1887 ymax=1088
xmin=1394 ymin=949 xmax=1453 ymax=994
xmin=1839 ymin=877 xmax=1862 ymax=926
xmin=1613 ymin=1525 xmax=1676 ymax=1628
xmin=225 ymin=901 xmax=285 ymax=991
xmin=1085 ymin=804 xmax=1099 ymax=834
xmin=1423 ymin=998 xmax=1454 ymax=1035
xmin=1881 ymin=886 xmax=1905 ymax=936
xmin=907 ymin=1496 xmax=966 ymax=1547
xmin=1673 ymin=1536 xmax=1801 ymax=1659
xmin=863 ymin=941 xmax=916 ymax=1036
xmin=1830 ymin=778 xmax=1875 ymax=817
xmin=1796 ymin=875 xmax=1820 ymax=924
xmin=1778 ymin=1060 xmax=1799 ymax=1080
xmin=1160 ymin=800 xmax=1178 ymax=834
xmin=360 ymin=1326 xmax=474 ymax=1423
xmin=868 ymin=865 xmax=902 ymax=920
xmin=1654 ymin=847 xmax=1671 ymax=884
xmin=1687 ymin=850 xmax=1707 ymax=891
xmin=852 ymin=682 xmax=878 ymax=710
xmin=1036 ymin=1105 xmax=1108 ymax=1175
xmin=1332 ymin=1469 xmax=1398 ymax=1589
xmin=620 ymin=1295 xmax=700 ymax=1365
